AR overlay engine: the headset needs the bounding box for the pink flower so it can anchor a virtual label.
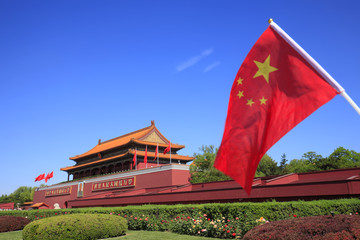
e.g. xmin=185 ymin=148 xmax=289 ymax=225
xmin=204 ymin=214 xmax=207 ymax=217
xmin=227 ymin=230 xmax=230 ymax=233
xmin=187 ymin=216 xmax=191 ymax=219
xmin=232 ymin=233 xmax=236 ymax=236
xmin=293 ymin=214 xmax=297 ymax=217
xmin=134 ymin=217 xmax=137 ymax=220
xmin=225 ymin=224 xmax=228 ymax=228
xmin=236 ymin=217 xmax=239 ymax=220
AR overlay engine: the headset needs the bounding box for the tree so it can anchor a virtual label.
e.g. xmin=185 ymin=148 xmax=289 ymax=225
xmin=287 ymin=159 xmax=317 ymax=173
xmin=302 ymin=151 xmax=323 ymax=164
xmin=279 ymin=153 xmax=289 ymax=174
xmin=0 ymin=186 xmax=37 ymax=204
xmin=190 ymin=145 xmax=231 ymax=184
xmin=255 ymin=154 xmax=280 ymax=177
xmin=317 ymin=147 xmax=360 ymax=170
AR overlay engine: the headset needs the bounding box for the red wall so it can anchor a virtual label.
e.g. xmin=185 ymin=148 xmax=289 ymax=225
xmin=33 ymin=166 xmax=190 ymax=209
xmin=0 ymin=202 xmax=14 ymax=209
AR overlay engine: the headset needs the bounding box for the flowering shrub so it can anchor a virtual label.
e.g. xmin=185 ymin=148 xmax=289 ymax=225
xmin=243 ymin=214 xmax=360 ymax=240
xmin=0 ymin=216 xmax=30 ymax=232
xmin=170 ymin=212 xmax=243 ymax=238
xmin=123 ymin=211 xmax=246 ymax=238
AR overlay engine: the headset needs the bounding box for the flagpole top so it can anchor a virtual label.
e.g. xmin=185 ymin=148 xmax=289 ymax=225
xmin=268 ymin=18 xmax=273 ymax=24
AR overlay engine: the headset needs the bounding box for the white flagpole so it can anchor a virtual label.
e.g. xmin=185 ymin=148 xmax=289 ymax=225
xmin=269 ymin=19 xmax=360 ymax=115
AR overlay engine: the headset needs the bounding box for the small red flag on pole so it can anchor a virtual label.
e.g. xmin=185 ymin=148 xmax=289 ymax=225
xmin=214 ymin=19 xmax=350 ymax=195
xmin=163 ymin=141 xmax=170 ymax=155
xmin=144 ymin=146 xmax=148 ymax=168
xmin=154 ymin=143 xmax=158 ymax=161
xmin=133 ymin=149 xmax=137 ymax=169
xmin=34 ymin=174 xmax=42 ymax=182
xmin=38 ymin=173 xmax=45 ymax=181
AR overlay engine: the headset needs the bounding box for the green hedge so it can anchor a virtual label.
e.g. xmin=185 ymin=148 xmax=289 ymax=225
xmin=2 ymin=199 xmax=360 ymax=238
xmin=22 ymin=213 xmax=127 ymax=240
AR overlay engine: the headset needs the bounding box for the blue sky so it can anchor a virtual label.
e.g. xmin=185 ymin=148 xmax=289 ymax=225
xmin=1 ymin=1 xmax=359 ymax=195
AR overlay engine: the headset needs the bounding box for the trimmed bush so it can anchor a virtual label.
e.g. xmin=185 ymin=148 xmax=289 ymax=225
xmin=22 ymin=213 xmax=127 ymax=240
xmin=0 ymin=216 xmax=30 ymax=232
xmin=243 ymin=214 xmax=360 ymax=240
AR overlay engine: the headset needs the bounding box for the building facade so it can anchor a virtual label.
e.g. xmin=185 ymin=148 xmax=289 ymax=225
xmin=32 ymin=121 xmax=360 ymax=209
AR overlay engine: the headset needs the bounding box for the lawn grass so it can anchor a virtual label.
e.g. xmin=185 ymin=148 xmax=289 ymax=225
xmin=0 ymin=230 xmax=221 ymax=240
xmin=0 ymin=230 xmax=22 ymax=240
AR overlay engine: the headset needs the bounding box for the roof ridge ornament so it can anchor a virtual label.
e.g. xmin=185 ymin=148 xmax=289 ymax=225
xmin=98 ymin=139 xmax=101 ymax=145
xmin=151 ymin=120 xmax=155 ymax=126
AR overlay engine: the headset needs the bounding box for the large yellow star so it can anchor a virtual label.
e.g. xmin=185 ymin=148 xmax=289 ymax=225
xmin=253 ymin=55 xmax=278 ymax=83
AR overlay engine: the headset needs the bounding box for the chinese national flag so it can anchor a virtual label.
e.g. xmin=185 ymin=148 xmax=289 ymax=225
xmin=163 ymin=141 xmax=171 ymax=154
xmin=133 ymin=150 xmax=137 ymax=167
xmin=214 ymin=26 xmax=338 ymax=195
xmin=144 ymin=146 xmax=148 ymax=165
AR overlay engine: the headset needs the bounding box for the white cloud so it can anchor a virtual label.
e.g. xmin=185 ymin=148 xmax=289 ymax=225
xmin=176 ymin=48 xmax=213 ymax=72
xmin=203 ymin=61 xmax=221 ymax=73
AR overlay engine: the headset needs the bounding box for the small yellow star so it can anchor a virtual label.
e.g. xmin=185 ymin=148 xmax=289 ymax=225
xmin=237 ymin=77 xmax=244 ymax=85
xmin=253 ymin=55 xmax=278 ymax=83
xmin=246 ymin=99 xmax=254 ymax=107
xmin=259 ymin=96 xmax=268 ymax=105
xmin=237 ymin=90 xmax=244 ymax=99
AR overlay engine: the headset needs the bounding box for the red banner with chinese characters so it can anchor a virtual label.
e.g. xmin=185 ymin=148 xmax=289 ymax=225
xmin=92 ymin=177 xmax=135 ymax=192
xmin=45 ymin=186 xmax=72 ymax=197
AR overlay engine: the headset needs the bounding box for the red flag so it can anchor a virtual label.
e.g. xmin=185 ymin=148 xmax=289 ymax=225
xmin=49 ymin=171 xmax=54 ymax=179
xmin=154 ymin=144 xmax=158 ymax=161
xmin=34 ymin=174 xmax=42 ymax=182
xmin=163 ymin=141 xmax=171 ymax=154
xmin=37 ymin=173 xmax=45 ymax=181
xmin=144 ymin=146 xmax=148 ymax=166
xmin=214 ymin=26 xmax=338 ymax=195
xmin=45 ymin=173 xmax=51 ymax=183
xmin=133 ymin=150 xmax=137 ymax=167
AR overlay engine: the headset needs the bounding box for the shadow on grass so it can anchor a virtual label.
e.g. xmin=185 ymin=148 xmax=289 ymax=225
xmin=0 ymin=230 xmax=221 ymax=240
